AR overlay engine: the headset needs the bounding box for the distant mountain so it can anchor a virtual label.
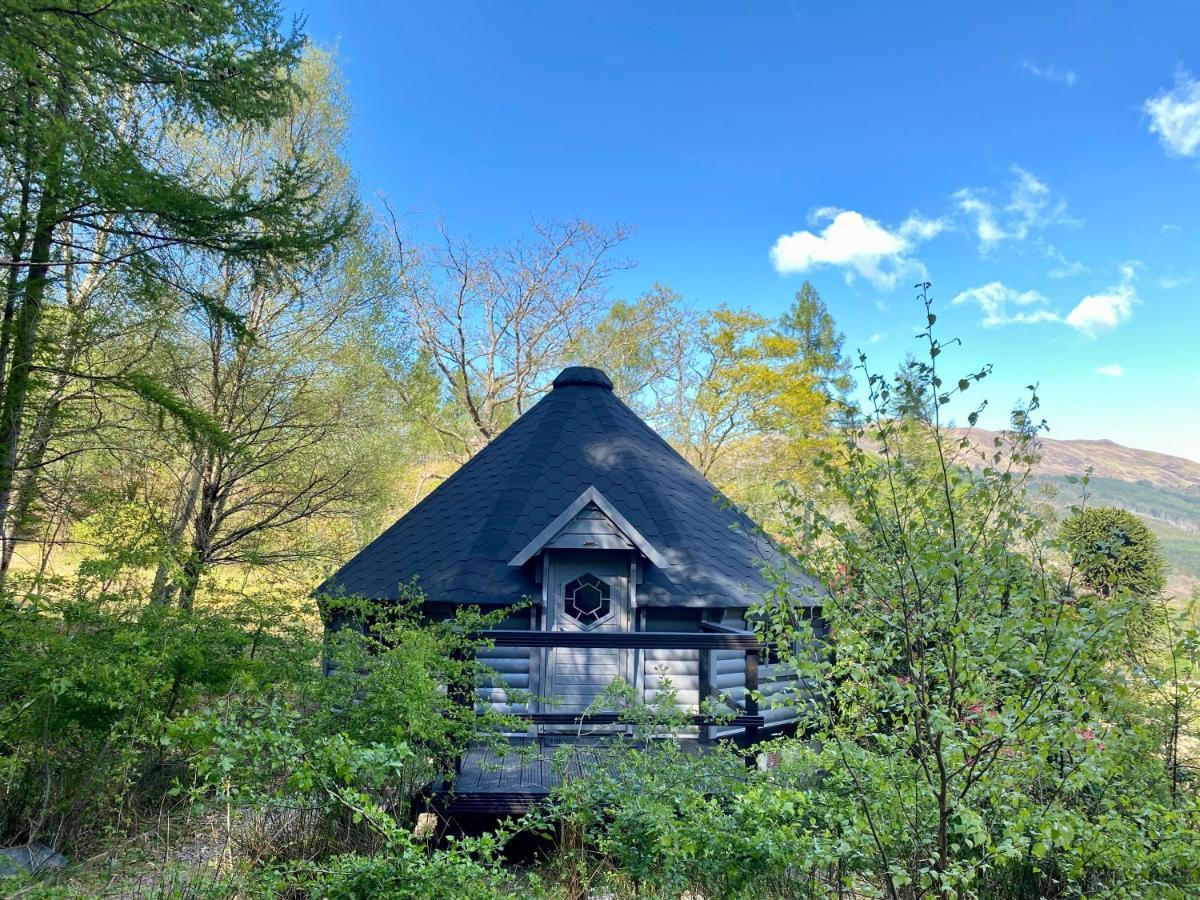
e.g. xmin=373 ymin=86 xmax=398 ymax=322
xmin=954 ymin=430 xmax=1200 ymax=597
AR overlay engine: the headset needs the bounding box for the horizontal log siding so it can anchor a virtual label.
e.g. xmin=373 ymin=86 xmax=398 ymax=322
xmin=642 ymin=608 xmax=702 ymax=736
xmin=712 ymin=610 xmax=747 ymax=737
xmin=712 ymin=609 xmax=808 ymax=736
xmin=476 ymin=609 xmax=532 ymax=714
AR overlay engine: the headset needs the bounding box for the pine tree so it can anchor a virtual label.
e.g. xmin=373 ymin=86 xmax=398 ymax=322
xmin=1061 ymin=507 xmax=1167 ymax=600
xmin=778 ymin=281 xmax=854 ymax=402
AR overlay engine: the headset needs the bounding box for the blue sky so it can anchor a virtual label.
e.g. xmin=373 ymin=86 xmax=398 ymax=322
xmin=289 ymin=1 xmax=1200 ymax=462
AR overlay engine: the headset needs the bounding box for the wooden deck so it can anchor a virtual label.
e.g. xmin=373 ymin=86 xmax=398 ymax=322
xmin=433 ymin=628 xmax=772 ymax=817
xmin=433 ymin=735 xmax=706 ymax=816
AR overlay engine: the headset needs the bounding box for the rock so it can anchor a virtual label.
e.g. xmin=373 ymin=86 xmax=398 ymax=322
xmin=0 ymin=843 xmax=67 ymax=876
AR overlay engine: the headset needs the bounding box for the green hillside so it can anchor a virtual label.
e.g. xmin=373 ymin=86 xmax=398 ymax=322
xmin=953 ymin=430 xmax=1200 ymax=597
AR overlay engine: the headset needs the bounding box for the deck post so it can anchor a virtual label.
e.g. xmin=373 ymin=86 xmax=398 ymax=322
xmin=743 ymin=647 xmax=760 ymax=757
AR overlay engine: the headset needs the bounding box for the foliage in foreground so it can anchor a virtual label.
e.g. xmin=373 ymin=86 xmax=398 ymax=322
xmin=529 ymin=294 xmax=1200 ymax=899
xmin=0 ymin=576 xmax=519 ymax=895
xmin=750 ymin=291 xmax=1200 ymax=897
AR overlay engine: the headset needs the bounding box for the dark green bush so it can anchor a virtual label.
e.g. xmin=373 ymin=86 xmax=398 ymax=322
xmin=1061 ymin=505 xmax=1168 ymax=604
xmin=0 ymin=577 xmax=510 ymax=878
xmin=0 ymin=580 xmax=309 ymax=850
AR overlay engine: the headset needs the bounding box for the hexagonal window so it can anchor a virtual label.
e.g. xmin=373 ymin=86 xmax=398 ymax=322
xmin=563 ymin=573 xmax=611 ymax=626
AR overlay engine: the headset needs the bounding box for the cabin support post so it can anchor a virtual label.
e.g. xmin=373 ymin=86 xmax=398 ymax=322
xmin=743 ymin=647 xmax=760 ymax=760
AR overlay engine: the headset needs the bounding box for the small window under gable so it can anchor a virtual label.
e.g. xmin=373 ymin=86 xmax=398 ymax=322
xmin=563 ymin=572 xmax=612 ymax=625
xmin=544 ymin=502 xmax=634 ymax=552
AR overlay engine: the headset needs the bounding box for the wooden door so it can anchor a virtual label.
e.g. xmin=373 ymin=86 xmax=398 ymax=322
xmin=545 ymin=552 xmax=631 ymax=716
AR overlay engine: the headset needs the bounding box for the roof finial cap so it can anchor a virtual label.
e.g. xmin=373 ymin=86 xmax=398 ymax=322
xmin=552 ymin=366 xmax=613 ymax=390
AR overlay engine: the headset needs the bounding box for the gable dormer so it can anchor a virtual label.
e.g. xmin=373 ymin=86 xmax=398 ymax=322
xmin=543 ymin=501 xmax=633 ymax=552
xmin=508 ymin=485 xmax=668 ymax=570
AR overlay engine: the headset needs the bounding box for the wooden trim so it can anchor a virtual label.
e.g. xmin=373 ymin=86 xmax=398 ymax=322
xmin=508 ymin=486 xmax=670 ymax=569
xmin=743 ymin=648 xmax=760 ymax=749
xmin=528 ymin=604 xmax=540 ymax=733
xmin=699 ymin=611 xmax=714 ymax=742
xmin=514 ymin=712 xmax=764 ymax=727
xmin=700 ymin=620 xmax=755 ymax=636
xmin=481 ymin=629 xmax=763 ymax=650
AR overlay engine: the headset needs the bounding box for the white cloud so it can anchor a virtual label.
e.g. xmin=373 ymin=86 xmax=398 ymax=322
xmin=1064 ymin=263 xmax=1139 ymax=336
xmin=1008 ymin=167 xmax=1063 ymax=226
xmin=1095 ymin=364 xmax=1124 ymax=377
xmin=1145 ymin=69 xmax=1200 ymax=157
xmin=954 ymin=166 xmax=1073 ymax=251
xmin=1065 ymin=288 xmax=1135 ymax=334
xmin=1047 ymin=258 xmax=1088 ymax=279
xmin=1157 ymin=271 xmax=1196 ymax=289
xmin=769 ymin=208 xmax=947 ymax=290
xmin=952 ymin=265 xmax=1139 ymax=335
xmin=1019 ymin=59 xmax=1078 ymax=87
xmin=952 ymin=189 xmax=1004 ymax=247
xmin=898 ymin=213 xmax=949 ymax=242
xmin=951 ymin=281 xmax=1061 ymax=327
xmin=1041 ymin=242 xmax=1088 ymax=279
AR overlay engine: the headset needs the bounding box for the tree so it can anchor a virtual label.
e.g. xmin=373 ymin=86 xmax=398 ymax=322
xmin=0 ymin=229 xmax=179 ymax=578
xmin=570 ymin=283 xmax=692 ymax=423
xmin=585 ymin=287 xmax=849 ymax=523
xmin=0 ymin=0 xmax=352 ymax=583
xmin=661 ymin=307 xmax=830 ymax=506
xmin=1061 ymin=506 xmax=1167 ymax=600
xmin=385 ymin=210 xmax=632 ymax=458
xmin=141 ymin=49 xmax=384 ymax=609
xmin=759 ymin=286 xmax=1193 ymax=895
xmin=778 ymin=280 xmax=854 ymax=402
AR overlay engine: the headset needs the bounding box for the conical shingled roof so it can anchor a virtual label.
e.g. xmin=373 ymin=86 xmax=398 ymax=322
xmin=320 ymin=367 xmax=817 ymax=608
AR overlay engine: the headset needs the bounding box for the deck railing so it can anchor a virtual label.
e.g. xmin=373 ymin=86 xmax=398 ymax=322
xmin=462 ymin=628 xmax=766 ymax=745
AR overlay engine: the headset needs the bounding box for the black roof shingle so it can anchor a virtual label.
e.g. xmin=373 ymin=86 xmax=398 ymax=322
xmin=319 ymin=367 xmax=818 ymax=608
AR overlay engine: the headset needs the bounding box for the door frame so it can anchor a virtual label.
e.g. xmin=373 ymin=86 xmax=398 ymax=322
xmin=539 ymin=549 xmax=635 ymax=715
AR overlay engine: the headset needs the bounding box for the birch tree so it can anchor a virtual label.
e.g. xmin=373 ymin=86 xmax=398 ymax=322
xmin=385 ymin=209 xmax=632 ymax=457
xmin=143 ymin=50 xmax=382 ymax=609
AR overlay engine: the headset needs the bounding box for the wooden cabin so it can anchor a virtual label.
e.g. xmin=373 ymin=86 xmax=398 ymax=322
xmin=319 ymin=366 xmax=823 ymax=813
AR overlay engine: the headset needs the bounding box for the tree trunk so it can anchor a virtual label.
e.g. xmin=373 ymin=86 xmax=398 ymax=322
xmin=0 ymin=393 xmax=60 ymax=578
xmin=177 ymin=465 xmax=218 ymax=612
xmin=0 ymin=177 xmax=61 ymax=575
xmin=0 ymin=216 xmax=113 ymax=579
xmin=150 ymin=451 xmax=205 ymax=606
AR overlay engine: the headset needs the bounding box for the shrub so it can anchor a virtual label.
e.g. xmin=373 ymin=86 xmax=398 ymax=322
xmin=1061 ymin=506 xmax=1167 ymax=600
xmin=277 ymin=832 xmax=511 ymax=899
xmin=165 ymin=594 xmax=519 ymax=865
xmin=748 ymin=290 xmax=1200 ymax=896
xmin=0 ymin=579 xmax=309 ymax=851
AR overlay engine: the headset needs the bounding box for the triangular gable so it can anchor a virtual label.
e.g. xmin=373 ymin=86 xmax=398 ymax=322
xmin=508 ymin=486 xmax=669 ymax=569
xmin=543 ymin=501 xmax=634 ymax=552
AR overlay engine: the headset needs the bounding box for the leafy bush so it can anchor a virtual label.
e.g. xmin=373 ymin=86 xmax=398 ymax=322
xmin=269 ymin=832 xmax=512 ymax=899
xmin=749 ymin=292 xmax=1200 ymax=896
xmin=0 ymin=570 xmax=512 ymax=887
xmin=539 ymin=739 xmax=841 ymax=898
xmin=166 ymin=595 xmax=518 ymax=863
xmin=0 ymin=578 xmax=310 ymax=851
